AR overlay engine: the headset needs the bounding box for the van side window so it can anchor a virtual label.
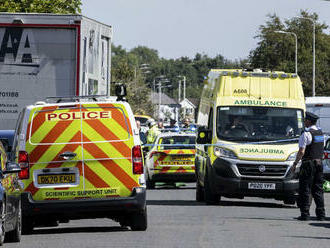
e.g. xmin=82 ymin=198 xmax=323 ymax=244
xmin=208 ymin=108 xmax=213 ymax=131
xmin=12 ymin=109 xmax=25 ymax=153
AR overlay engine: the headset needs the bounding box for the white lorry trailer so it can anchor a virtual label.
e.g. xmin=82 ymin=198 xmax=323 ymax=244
xmin=0 ymin=13 xmax=112 ymax=129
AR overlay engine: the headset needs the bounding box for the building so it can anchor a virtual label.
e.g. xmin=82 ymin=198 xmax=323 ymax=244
xmin=180 ymin=98 xmax=197 ymax=123
xmin=151 ymin=92 xmax=180 ymax=122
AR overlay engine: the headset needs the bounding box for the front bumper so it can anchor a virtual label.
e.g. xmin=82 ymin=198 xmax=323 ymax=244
xmin=209 ymin=158 xmax=299 ymax=200
xmin=22 ymin=187 xmax=146 ymax=219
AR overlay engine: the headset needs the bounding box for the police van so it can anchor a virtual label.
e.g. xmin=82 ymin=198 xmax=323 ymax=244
xmin=13 ymin=87 xmax=147 ymax=232
xmin=196 ymin=69 xmax=305 ymax=205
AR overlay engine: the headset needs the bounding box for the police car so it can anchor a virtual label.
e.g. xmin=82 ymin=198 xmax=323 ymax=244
xmin=12 ymin=85 xmax=147 ymax=232
xmin=144 ymin=132 xmax=196 ymax=189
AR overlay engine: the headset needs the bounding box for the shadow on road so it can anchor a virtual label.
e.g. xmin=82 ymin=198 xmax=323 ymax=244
xmin=147 ymin=199 xmax=296 ymax=208
xmin=148 ymin=183 xmax=196 ymax=190
xmin=219 ymin=200 xmax=296 ymax=209
xmin=147 ymin=200 xmax=203 ymax=206
xmin=28 ymin=226 xmax=129 ymax=235
xmin=148 ymin=186 xmax=196 ymax=190
xmin=309 ymin=221 xmax=330 ymax=229
xmin=287 ymin=235 xmax=330 ymax=240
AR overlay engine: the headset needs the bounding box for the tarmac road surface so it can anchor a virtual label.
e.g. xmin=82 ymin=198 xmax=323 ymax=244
xmin=6 ymin=183 xmax=330 ymax=248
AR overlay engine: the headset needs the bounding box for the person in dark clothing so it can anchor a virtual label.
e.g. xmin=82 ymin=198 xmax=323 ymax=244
xmin=292 ymin=112 xmax=325 ymax=221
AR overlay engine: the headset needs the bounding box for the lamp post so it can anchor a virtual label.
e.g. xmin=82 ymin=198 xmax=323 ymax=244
xmin=157 ymin=83 xmax=171 ymax=119
xmin=295 ymin=16 xmax=316 ymax=96
xmin=177 ymin=75 xmax=186 ymax=102
xmin=274 ymin=30 xmax=298 ymax=74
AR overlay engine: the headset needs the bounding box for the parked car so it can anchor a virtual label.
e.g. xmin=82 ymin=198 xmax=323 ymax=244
xmin=0 ymin=130 xmax=15 ymax=160
xmin=0 ymin=138 xmax=22 ymax=245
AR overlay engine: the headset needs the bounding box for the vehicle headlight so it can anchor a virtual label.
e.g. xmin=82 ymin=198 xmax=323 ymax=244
xmin=214 ymin=147 xmax=237 ymax=159
xmin=287 ymin=152 xmax=297 ymax=161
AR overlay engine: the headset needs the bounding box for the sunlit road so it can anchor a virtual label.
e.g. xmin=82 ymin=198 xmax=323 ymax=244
xmin=6 ymin=183 xmax=330 ymax=248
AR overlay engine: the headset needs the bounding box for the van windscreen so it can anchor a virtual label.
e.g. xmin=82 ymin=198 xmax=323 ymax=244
xmin=216 ymin=106 xmax=304 ymax=142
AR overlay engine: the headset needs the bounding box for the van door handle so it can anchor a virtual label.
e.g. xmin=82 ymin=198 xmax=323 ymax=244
xmin=60 ymin=152 xmax=77 ymax=160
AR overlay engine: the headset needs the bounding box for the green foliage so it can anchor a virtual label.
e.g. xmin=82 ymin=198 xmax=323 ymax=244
xmin=249 ymin=10 xmax=330 ymax=96
xmin=111 ymin=44 xmax=244 ymax=116
xmin=0 ymin=0 xmax=82 ymax=14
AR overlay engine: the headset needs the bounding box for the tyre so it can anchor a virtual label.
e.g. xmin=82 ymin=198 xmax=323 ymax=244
xmin=196 ymin=178 xmax=204 ymax=202
xmin=5 ymin=200 xmax=21 ymax=243
xmin=0 ymin=202 xmax=5 ymax=246
xmin=130 ymin=208 xmax=147 ymax=231
xmin=22 ymin=216 xmax=34 ymax=235
xmin=283 ymin=198 xmax=296 ymax=205
xmin=204 ymin=169 xmax=220 ymax=205
xmin=146 ymin=179 xmax=155 ymax=189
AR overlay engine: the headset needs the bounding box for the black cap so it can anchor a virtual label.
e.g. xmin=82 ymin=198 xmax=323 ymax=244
xmin=305 ymin=111 xmax=319 ymax=122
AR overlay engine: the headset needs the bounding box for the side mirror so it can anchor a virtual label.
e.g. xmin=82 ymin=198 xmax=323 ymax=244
xmin=3 ymin=162 xmax=21 ymax=175
xmin=196 ymin=126 xmax=212 ymax=144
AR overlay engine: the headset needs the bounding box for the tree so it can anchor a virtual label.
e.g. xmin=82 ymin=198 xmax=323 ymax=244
xmin=0 ymin=0 xmax=82 ymax=14
xmin=111 ymin=44 xmax=154 ymax=115
xmin=249 ymin=10 xmax=330 ymax=96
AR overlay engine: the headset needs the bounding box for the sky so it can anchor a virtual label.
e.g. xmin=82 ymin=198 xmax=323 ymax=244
xmin=81 ymin=0 xmax=330 ymax=61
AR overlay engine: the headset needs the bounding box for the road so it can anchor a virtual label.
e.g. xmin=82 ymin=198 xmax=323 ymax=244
xmin=6 ymin=183 xmax=330 ymax=248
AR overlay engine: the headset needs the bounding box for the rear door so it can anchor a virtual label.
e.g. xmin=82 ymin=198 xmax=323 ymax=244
xmin=24 ymin=104 xmax=84 ymax=201
xmin=153 ymin=135 xmax=196 ymax=175
xmin=80 ymin=102 xmax=139 ymax=199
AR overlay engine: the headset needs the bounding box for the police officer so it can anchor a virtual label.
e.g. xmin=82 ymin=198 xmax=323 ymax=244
xmin=146 ymin=119 xmax=160 ymax=144
xmin=292 ymin=112 xmax=325 ymax=221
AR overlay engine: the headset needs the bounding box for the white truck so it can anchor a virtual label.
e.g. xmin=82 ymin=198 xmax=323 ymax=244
xmin=305 ymin=97 xmax=330 ymax=134
xmin=0 ymin=13 xmax=112 ymax=129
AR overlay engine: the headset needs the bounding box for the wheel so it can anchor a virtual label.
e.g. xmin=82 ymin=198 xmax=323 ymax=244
xmin=130 ymin=208 xmax=147 ymax=231
xmin=5 ymin=200 xmax=21 ymax=242
xmin=22 ymin=216 xmax=34 ymax=235
xmin=196 ymin=178 xmax=204 ymax=202
xmin=204 ymin=169 xmax=220 ymax=205
xmin=146 ymin=178 xmax=155 ymax=189
xmin=0 ymin=202 xmax=5 ymax=246
xmin=283 ymin=198 xmax=296 ymax=205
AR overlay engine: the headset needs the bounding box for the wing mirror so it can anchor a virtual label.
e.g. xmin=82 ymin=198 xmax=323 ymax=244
xmin=196 ymin=126 xmax=212 ymax=144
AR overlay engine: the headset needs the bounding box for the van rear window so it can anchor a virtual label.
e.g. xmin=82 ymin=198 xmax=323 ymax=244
xmin=29 ymin=106 xmax=131 ymax=145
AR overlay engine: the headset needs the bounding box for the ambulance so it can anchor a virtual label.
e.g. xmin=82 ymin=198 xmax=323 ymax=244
xmin=13 ymin=87 xmax=147 ymax=232
xmin=195 ymin=69 xmax=305 ymax=205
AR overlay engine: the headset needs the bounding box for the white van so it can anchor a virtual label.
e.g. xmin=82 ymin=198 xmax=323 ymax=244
xmin=305 ymin=97 xmax=330 ymax=134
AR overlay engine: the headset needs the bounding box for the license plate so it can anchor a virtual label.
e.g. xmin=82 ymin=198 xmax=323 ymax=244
xmin=159 ymin=161 xmax=194 ymax=166
xmin=248 ymin=182 xmax=276 ymax=190
xmin=172 ymin=155 xmax=193 ymax=160
xmin=37 ymin=174 xmax=76 ymax=185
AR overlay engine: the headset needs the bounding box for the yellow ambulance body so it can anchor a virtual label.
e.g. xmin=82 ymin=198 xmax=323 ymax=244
xmin=196 ymin=69 xmax=305 ymax=205
xmin=14 ymin=96 xmax=147 ymax=232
